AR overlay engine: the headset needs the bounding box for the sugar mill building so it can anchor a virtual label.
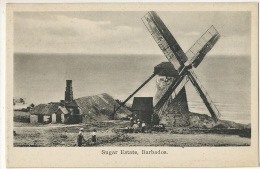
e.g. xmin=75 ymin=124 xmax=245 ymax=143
xmin=30 ymin=80 xmax=82 ymax=124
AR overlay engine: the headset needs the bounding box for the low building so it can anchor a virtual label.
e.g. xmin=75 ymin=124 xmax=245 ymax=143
xmin=30 ymin=102 xmax=82 ymax=124
xmin=52 ymin=106 xmax=67 ymax=123
xmin=30 ymin=103 xmax=60 ymax=124
xmin=132 ymin=97 xmax=153 ymax=125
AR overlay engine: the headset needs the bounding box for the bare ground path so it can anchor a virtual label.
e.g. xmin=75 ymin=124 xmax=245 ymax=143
xmin=13 ymin=121 xmax=250 ymax=147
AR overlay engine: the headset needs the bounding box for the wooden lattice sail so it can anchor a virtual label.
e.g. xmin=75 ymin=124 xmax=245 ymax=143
xmin=115 ymin=11 xmax=221 ymax=125
xmin=142 ymin=11 xmax=221 ymax=123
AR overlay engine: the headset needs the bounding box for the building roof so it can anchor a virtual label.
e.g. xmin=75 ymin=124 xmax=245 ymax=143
xmin=132 ymin=97 xmax=153 ymax=111
xmin=65 ymin=101 xmax=78 ymax=108
xmin=57 ymin=107 xmax=70 ymax=115
xmin=30 ymin=103 xmax=60 ymax=115
xmin=154 ymin=62 xmax=179 ymax=77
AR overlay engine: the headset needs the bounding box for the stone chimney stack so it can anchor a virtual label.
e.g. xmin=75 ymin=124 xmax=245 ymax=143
xmin=65 ymin=80 xmax=73 ymax=102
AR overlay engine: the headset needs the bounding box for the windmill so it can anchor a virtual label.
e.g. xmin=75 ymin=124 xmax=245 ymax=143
xmin=116 ymin=11 xmax=221 ymax=125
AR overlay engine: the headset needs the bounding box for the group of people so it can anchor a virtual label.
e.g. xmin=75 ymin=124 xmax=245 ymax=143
xmin=77 ymin=118 xmax=148 ymax=146
xmin=77 ymin=128 xmax=97 ymax=147
xmin=130 ymin=117 xmax=147 ymax=133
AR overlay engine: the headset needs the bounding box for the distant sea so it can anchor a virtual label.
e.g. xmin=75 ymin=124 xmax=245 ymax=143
xmin=14 ymin=53 xmax=251 ymax=124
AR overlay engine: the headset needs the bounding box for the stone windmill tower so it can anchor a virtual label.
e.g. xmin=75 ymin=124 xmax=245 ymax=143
xmin=154 ymin=62 xmax=190 ymax=127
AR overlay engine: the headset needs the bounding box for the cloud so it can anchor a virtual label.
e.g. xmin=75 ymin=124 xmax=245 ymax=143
xmin=14 ymin=12 xmax=158 ymax=54
xmin=14 ymin=11 xmax=251 ymax=56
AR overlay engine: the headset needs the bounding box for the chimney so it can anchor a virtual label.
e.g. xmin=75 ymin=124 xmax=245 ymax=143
xmin=65 ymin=80 xmax=73 ymax=102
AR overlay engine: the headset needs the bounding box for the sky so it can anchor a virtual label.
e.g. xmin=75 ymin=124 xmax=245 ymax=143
xmin=14 ymin=11 xmax=251 ymax=56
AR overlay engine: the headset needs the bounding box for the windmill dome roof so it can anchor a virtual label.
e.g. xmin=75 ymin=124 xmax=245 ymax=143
xmin=154 ymin=62 xmax=179 ymax=77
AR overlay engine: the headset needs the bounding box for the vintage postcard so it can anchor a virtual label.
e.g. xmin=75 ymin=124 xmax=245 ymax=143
xmin=6 ymin=2 xmax=258 ymax=168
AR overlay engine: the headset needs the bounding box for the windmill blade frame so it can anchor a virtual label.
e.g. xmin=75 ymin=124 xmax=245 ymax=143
xmin=142 ymin=11 xmax=187 ymax=72
xmin=185 ymin=25 xmax=221 ymax=68
xmin=187 ymin=69 xmax=221 ymax=122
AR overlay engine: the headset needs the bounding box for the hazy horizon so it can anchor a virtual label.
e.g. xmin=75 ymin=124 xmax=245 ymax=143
xmin=14 ymin=53 xmax=251 ymax=124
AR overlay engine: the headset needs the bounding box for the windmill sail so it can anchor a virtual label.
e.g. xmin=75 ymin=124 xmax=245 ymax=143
xmin=142 ymin=11 xmax=221 ymax=123
xmin=185 ymin=26 xmax=220 ymax=68
xmin=142 ymin=11 xmax=187 ymax=72
xmin=188 ymin=70 xmax=221 ymax=122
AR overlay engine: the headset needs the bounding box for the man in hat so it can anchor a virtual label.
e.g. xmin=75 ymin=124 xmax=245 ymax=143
xmin=77 ymin=128 xmax=86 ymax=147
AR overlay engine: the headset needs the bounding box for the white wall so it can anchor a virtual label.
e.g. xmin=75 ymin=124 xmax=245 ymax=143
xmin=52 ymin=114 xmax=56 ymax=123
xmin=43 ymin=115 xmax=50 ymax=123
xmin=30 ymin=115 xmax=38 ymax=123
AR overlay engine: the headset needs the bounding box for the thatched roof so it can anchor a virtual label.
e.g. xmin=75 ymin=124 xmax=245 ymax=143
xmin=132 ymin=97 xmax=153 ymax=111
xmin=30 ymin=103 xmax=60 ymax=115
xmin=154 ymin=62 xmax=178 ymax=77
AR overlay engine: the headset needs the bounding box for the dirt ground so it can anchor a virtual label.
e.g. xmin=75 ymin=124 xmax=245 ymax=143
xmin=13 ymin=121 xmax=250 ymax=147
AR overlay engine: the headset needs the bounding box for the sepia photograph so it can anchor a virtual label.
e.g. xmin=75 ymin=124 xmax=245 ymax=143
xmin=13 ymin=10 xmax=251 ymax=147
xmin=5 ymin=3 xmax=258 ymax=168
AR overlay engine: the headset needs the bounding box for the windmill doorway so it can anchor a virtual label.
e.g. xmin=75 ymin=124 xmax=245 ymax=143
xmin=56 ymin=114 xmax=62 ymax=123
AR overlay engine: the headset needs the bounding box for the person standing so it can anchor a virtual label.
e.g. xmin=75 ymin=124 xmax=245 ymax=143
xmin=133 ymin=123 xmax=139 ymax=133
xmin=137 ymin=119 xmax=141 ymax=129
xmin=77 ymin=128 xmax=86 ymax=147
xmin=130 ymin=117 xmax=134 ymax=127
xmin=141 ymin=121 xmax=146 ymax=133
xmin=91 ymin=129 xmax=97 ymax=144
